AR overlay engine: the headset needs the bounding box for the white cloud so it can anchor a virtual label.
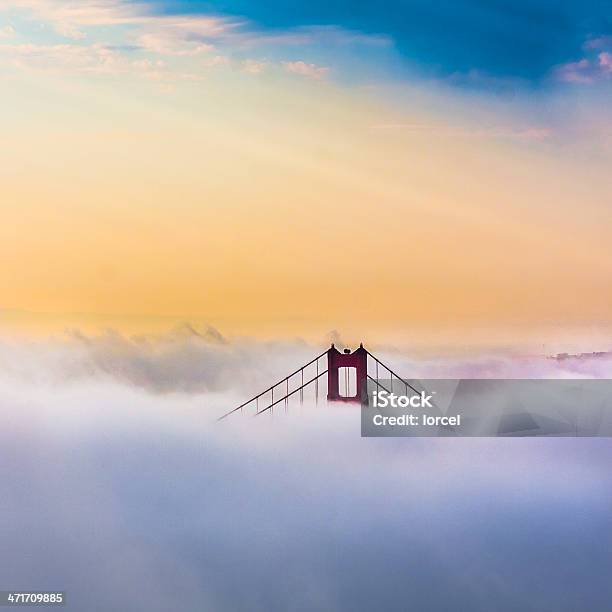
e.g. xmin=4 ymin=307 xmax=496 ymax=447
xmin=1 ymin=0 xmax=243 ymax=84
xmin=555 ymin=58 xmax=598 ymax=84
xmin=5 ymin=0 xmax=238 ymax=43
xmin=1 ymin=327 xmax=610 ymax=399
xmin=0 ymin=42 xmax=126 ymax=72
xmin=202 ymin=54 xmax=230 ymax=68
xmin=555 ymin=55 xmax=612 ymax=84
xmin=0 ymin=1 xmax=352 ymax=85
xmin=553 ymin=38 xmax=612 ymax=84
xmin=0 ymin=41 xmax=205 ymax=82
xmin=599 ymin=51 xmax=612 ymax=73
xmin=282 ymin=60 xmax=330 ymax=79
xmin=7 ymin=0 xmax=146 ymax=38
xmin=241 ymin=58 xmax=269 ymax=74
xmin=0 ymin=326 xmax=319 ymax=395
xmin=2 ymin=355 xmax=610 ymax=612
xmin=136 ymin=32 xmax=214 ymax=57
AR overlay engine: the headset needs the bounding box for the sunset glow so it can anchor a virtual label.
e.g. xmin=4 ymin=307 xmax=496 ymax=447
xmin=1 ymin=0 xmax=611 ymax=345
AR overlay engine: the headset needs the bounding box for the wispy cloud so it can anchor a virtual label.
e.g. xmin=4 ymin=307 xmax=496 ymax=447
xmin=0 ymin=326 xmax=318 ymax=395
xmin=2 ymin=1 xmax=350 ymax=84
xmin=201 ymin=54 xmax=230 ymax=68
xmin=0 ymin=42 xmax=129 ymax=73
xmin=0 ymin=41 xmax=206 ymax=82
xmin=584 ymin=35 xmax=612 ymax=50
xmin=0 ymin=2 xmax=236 ymax=77
xmin=238 ymin=25 xmax=391 ymax=49
xmin=554 ymin=54 xmax=612 ymax=84
xmin=4 ymin=0 xmax=239 ymax=48
xmin=136 ymin=32 xmax=214 ymax=57
xmin=241 ymin=58 xmax=269 ymax=74
xmin=282 ymin=60 xmax=330 ymax=79
xmin=553 ymin=36 xmax=612 ymax=84
xmin=369 ymin=122 xmax=553 ymax=143
xmin=7 ymin=0 xmax=148 ymax=38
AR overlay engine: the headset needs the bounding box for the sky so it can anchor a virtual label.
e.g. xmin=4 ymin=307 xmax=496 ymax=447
xmin=1 ymin=0 xmax=611 ymax=346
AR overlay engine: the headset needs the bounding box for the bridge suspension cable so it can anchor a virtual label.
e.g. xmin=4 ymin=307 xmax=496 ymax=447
xmin=254 ymin=370 xmax=327 ymax=416
xmin=364 ymin=349 xmax=420 ymax=396
xmin=217 ymin=350 xmax=328 ymax=421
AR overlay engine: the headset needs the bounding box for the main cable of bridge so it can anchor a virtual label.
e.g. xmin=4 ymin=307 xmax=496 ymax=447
xmin=363 ymin=349 xmax=420 ymax=396
xmin=254 ymin=370 xmax=328 ymax=416
xmin=217 ymin=350 xmax=328 ymax=421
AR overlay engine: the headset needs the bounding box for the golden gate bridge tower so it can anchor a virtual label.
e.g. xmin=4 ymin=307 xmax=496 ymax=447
xmin=326 ymin=343 xmax=368 ymax=403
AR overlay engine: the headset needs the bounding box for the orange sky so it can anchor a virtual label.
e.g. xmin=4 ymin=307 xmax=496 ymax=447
xmin=1 ymin=6 xmax=611 ymax=347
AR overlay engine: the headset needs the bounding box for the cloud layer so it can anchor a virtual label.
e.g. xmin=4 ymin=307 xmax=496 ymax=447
xmin=1 ymin=339 xmax=611 ymax=611
xmin=1 ymin=328 xmax=612 ymax=401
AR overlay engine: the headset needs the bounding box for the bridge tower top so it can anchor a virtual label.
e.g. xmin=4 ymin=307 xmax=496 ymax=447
xmin=327 ymin=343 xmax=368 ymax=403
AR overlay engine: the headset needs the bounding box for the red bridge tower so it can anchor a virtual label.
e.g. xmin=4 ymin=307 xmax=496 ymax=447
xmin=327 ymin=343 xmax=368 ymax=404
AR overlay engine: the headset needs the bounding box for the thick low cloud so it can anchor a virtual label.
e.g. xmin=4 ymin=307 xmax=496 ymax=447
xmin=0 ymin=326 xmax=319 ymax=397
xmin=0 ymin=327 xmax=610 ymax=400
xmin=1 ymin=332 xmax=611 ymax=611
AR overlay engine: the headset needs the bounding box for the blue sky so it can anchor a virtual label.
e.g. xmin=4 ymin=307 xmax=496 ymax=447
xmin=2 ymin=0 xmax=611 ymax=90
xmin=149 ymin=0 xmax=612 ymax=82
